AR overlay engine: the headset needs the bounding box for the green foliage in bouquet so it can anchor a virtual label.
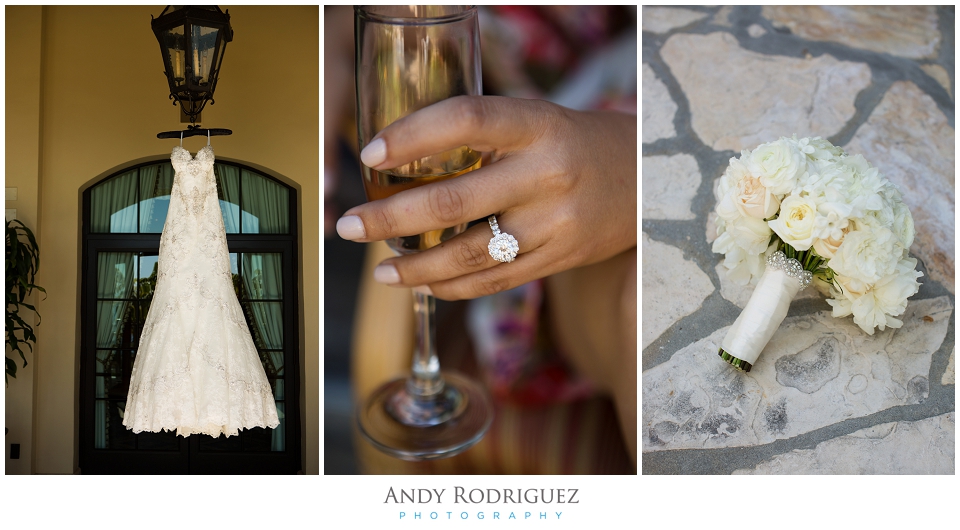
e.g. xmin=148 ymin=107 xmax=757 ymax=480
xmin=6 ymin=219 xmax=46 ymax=383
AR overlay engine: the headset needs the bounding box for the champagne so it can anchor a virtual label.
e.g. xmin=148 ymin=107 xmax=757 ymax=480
xmin=362 ymin=146 xmax=481 ymax=254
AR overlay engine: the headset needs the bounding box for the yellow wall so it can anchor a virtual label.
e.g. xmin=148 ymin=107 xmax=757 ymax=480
xmin=5 ymin=5 xmax=319 ymax=474
xmin=4 ymin=5 xmax=43 ymax=476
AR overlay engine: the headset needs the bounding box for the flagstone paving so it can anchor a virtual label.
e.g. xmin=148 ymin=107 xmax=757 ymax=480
xmin=641 ymin=5 xmax=955 ymax=474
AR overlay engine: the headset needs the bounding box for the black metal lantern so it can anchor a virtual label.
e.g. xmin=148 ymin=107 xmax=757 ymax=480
xmin=152 ymin=5 xmax=233 ymax=126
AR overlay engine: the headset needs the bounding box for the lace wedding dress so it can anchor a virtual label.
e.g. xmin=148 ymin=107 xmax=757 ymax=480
xmin=123 ymin=145 xmax=280 ymax=437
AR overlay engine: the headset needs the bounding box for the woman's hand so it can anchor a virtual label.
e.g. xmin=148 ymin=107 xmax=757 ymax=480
xmin=336 ymin=95 xmax=637 ymax=301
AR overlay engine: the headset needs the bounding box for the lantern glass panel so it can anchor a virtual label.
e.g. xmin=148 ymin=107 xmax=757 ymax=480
xmin=191 ymin=25 xmax=220 ymax=86
xmin=162 ymin=26 xmax=186 ymax=87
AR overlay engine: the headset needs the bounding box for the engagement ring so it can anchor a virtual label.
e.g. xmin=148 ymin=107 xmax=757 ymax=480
xmin=487 ymin=215 xmax=519 ymax=263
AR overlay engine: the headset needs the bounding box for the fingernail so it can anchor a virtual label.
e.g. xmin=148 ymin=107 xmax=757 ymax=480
xmin=412 ymin=285 xmax=433 ymax=296
xmin=336 ymin=215 xmax=365 ymax=240
xmin=360 ymin=138 xmax=387 ymax=168
xmin=373 ymin=263 xmax=401 ymax=284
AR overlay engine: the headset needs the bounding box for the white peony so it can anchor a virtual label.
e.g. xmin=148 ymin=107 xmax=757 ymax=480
xmin=891 ymin=200 xmax=915 ymax=249
xmin=844 ymin=257 xmax=923 ymax=334
xmin=746 ymin=138 xmax=807 ymax=195
xmin=827 ymin=227 xmax=899 ymax=284
xmin=768 ymin=193 xmax=819 ymax=251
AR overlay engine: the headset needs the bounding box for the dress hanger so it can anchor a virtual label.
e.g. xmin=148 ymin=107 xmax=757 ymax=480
xmin=158 ymin=125 xmax=232 ymax=140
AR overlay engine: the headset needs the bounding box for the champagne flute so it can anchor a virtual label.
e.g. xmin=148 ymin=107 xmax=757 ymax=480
xmin=354 ymin=5 xmax=493 ymax=460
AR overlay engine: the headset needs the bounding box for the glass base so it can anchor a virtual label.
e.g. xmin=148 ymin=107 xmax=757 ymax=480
xmin=357 ymin=371 xmax=493 ymax=461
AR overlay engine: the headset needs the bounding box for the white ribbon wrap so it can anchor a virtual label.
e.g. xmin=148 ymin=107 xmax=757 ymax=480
xmin=721 ymin=253 xmax=806 ymax=366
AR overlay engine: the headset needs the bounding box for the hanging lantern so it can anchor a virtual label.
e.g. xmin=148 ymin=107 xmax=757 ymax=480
xmin=152 ymin=5 xmax=233 ymax=126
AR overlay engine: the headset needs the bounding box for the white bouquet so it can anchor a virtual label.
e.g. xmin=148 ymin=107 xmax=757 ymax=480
xmin=712 ymin=135 xmax=922 ymax=371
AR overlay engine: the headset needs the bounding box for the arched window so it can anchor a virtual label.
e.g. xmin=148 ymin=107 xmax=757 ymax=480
xmin=79 ymin=157 xmax=300 ymax=474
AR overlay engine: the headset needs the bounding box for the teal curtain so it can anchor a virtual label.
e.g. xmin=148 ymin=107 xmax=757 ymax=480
xmin=215 ymin=164 xmax=241 ymax=233
xmin=94 ymin=252 xmax=135 ymax=448
xmin=241 ymin=252 xmax=284 ymax=451
xmin=90 ymin=170 xmax=138 ymax=233
xmin=241 ymin=170 xmax=289 ymax=234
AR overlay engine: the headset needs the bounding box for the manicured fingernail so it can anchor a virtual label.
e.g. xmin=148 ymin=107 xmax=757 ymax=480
xmin=373 ymin=264 xmax=400 ymax=284
xmin=360 ymin=138 xmax=387 ymax=168
xmin=336 ymin=215 xmax=365 ymax=240
xmin=412 ymin=285 xmax=433 ymax=296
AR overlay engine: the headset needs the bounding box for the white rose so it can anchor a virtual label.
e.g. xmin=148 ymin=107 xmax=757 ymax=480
xmin=827 ymin=227 xmax=899 ymax=284
xmin=736 ymin=174 xmax=780 ymax=220
xmin=812 ymin=228 xmax=847 ymax=259
xmin=747 ymin=138 xmax=806 ymax=195
xmin=768 ymin=194 xmax=819 ymax=251
xmin=724 ymin=157 xmax=780 ymax=219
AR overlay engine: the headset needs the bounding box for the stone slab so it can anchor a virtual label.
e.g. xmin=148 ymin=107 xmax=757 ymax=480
xmin=642 ymin=154 xmax=700 ymax=220
xmin=641 ymin=7 xmax=708 ymax=35
xmin=641 ymin=63 xmax=678 ymax=143
xmin=762 ymin=6 xmax=940 ymax=59
xmin=921 ymin=64 xmax=952 ymax=99
xmin=641 ymin=232 xmax=715 ymax=351
xmin=944 ymin=348 xmax=955 ymax=386
xmin=642 ymin=296 xmax=952 ymax=452
xmin=747 ymin=24 xmax=767 ymax=38
xmin=733 ymin=412 xmax=955 ymax=474
xmin=845 ymin=81 xmax=955 ymax=293
xmin=661 ymin=32 xmax=871 ymax=152
xmin=711 ymin=6 xmax=735 ymax=28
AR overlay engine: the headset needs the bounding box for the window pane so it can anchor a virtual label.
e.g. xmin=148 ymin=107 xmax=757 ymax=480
xmin=215 ymin=164 xmax=240 ymax=234
xmin=241 ymin=170 xmax=289 ymax=234
xmin=94 ymin=401 xmax=108 ymax=449
xmin=95 ymin=349 xmax=124 ymax=375
xmin=139 ymin=163 xmax=175 ymax=233
xmin=272 ymin=402 xmax=285 ymax=452
xmin=91 ymin=170 xmax=138 ymax=233
xmin=241 ymin=253 xmax=282 ymax=299
xmin=137 ymin=252 xmax=159 ymax=335
xmin=95 ymin=400 xmax=135 ymax=450
xmin=273 ymin=378 xmax=284 ymax=400
xmin=96 ymin=375 xmax=125 ymax=399
xmin=97 ymin=252 xmax=135 ymax=299
xmin=96 ymin=301 xmax=137 ymax=349
xmin=137 ymin=253 xmax=159 ymax=301
xmin=95 ymin=350 xmax=129 ymax=381
xmin=258 ymin=350 xmax=284 ymax=379
xmin=242 ymin=302 xmax=284 ymax=351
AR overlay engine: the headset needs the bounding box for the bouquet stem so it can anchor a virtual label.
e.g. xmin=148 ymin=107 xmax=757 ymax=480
xmin=718 ymin=250 xmax=813 ymax=372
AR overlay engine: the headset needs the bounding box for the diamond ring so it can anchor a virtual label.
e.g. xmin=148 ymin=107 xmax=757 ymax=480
xmin=487 ymin=215 xmax=519 ymax=263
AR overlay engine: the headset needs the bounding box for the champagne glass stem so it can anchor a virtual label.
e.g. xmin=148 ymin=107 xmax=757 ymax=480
xmin=408 ymin=291 xmax=443 ymax=397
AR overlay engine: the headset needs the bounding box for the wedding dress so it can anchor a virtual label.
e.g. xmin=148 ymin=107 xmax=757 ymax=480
xmin=123 ymin=145 xmax=280 ymax=437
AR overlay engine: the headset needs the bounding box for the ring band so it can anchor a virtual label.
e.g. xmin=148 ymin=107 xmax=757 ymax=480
xmin=487 ymin=215 xmax=519 ymax=263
